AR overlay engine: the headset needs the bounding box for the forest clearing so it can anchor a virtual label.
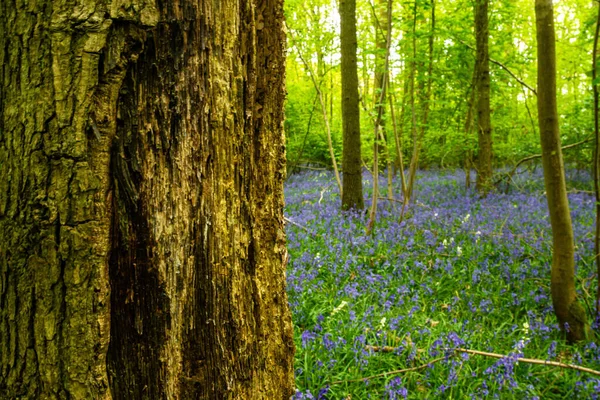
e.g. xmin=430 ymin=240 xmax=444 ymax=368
xmin=285 ymin=169 xmax=599 ymax=398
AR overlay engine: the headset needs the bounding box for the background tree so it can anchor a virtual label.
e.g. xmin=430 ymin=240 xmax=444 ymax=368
xmin=535 ymin=0 xmax=590 ymax=342
xmin=0 ymin=0 xmax=295 ymax=397
xmin=285 ymin=0 xmax=596 ymax=175
xmin=372 ymin=0 xmax=394 ymax=201
xmin=404 ymin=0 xmax=435 ymax=209
xmin=475 ymin=0 xmax=493 ymax=194
xmin=341 ymin=0 xmax=365 ymax=210
xmin=593 ymin=0 xmax=600 ymax=320
xmin=366 ymin=0 xmax=393 ymax=234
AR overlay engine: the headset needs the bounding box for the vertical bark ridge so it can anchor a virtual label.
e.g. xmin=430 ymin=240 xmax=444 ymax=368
xmin=106 ymin=0 xmax=294 ymax=398
xmin=475 ymin=0 xmax=493 ymax=194
xmin=2 ymin=0 xmax=293 ymax=398
xmin=341 ymin=0 xmax=364 ymax=210
xmin=0 ymin=1 xmax=156 ymax=398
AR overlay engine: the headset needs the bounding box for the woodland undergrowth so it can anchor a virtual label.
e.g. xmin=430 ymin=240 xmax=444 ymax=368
xmin=285 ymin=168 xmax=600 ymax=399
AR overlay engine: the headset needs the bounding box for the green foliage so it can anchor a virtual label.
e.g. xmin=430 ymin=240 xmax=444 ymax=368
xmin=285 ymin=0 xmax=596 ymax=171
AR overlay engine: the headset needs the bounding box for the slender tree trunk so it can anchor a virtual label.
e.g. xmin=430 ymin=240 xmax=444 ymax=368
xmin=465 ymin=61 xmax=479 ymax=189
xmin=373 ymin=0 xmax=390 ymax=169
xmin=593 ymin=0 xmax=600 ymax=321
xmin=390 ymin=88 xmax=408 ymax=198
xmin=289 ymin=95 xmax=319 ymax=177
xmin=475 ymin=0 xmax=493 ymax=194
xmin=405 ymin=0 xmax=434 ymax=207
xmin=392 ymin=79 xmax=407 ymax=176
xmin=0 ymin=0 xmax=295 ymax=398
xmin=289 ymin=31 xmax=342 ymax=194
xmin=373 ymin=0 xmax=394 ymax=201
xmin=366 ymin=0 xmax=393 ymax=235
xmin=405 ymin=0 xmax=420 ymax=206
xmin=535 ymin=0 xmax=590 ymax=343
xmin=341 ymin=0 xmax=364 ymax=210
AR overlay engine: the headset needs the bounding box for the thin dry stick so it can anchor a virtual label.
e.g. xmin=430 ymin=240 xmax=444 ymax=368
xmin=454 ymin=348 xmax=600 ymax=377
xmin=389 ymin=88 xmax=407 ymax=198
xmin=378 ymin=196 xmax=403 ymax=204
xmin=283 ymin=217 xmax=311 ymax=234
xmin=366 ymin=0 xmax=394 ymax=236
xmin=365 ymin=345 xmax=600 ymax=378
xmin=499 ymin=138 xmax=592 ymax=188
xmin=329 ymin=356 xmax=447 ymax=386
xmin=289 ymin=95 xmax=319 ymax=177
xmin=593 ymin=0 xmax=600 ymax=319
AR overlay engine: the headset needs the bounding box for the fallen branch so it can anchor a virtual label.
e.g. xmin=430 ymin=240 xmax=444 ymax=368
xmin=568 ymin=189 xmax=594 ymax=195
xmin=328 ymin=355 xmax=446 ymax=386
xmin=290 ymin=165 xmax=327 ymax=171
xmin=283 ymin=217 xmax=311 ymax=234
xmin=364 ymin=345 xmax=600 ymax=378
xmin=366 ymin=345 xmax=396 ymax=352
xmin=497 ymin=137 xmax=593 ymax=189
xmin=378 ymin=196 xmax=404 ymax=204
xmin=454 ymin=348 xmax=600 ymax=377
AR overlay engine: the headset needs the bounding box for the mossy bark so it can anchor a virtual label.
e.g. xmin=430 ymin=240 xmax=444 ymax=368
xmin=340 ymin=0 xmax=364 ymax=211
xmin=0 ymin=0 xmax=295 ymax=398
xmin=535 ymin=0 xmax=590 ymax=343
xmin=474 ymin=0 xmax=493 ymax=195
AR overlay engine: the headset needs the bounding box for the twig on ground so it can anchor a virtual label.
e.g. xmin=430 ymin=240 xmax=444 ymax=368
xmin=328 ymin=355 xmax=446 ymax=386
xmin=378 ymin=196 xmax=404 ymax=204
xmin=283 ymin=217 xmax=312 ymax=234
xmin=363 ymin=345 xmax=600 ymax=379
xmin=453 ymin=347 xmax=600 ymax=377
xmin=319 ymin=188 xmax=327 ymax=204
xmin=291 ymin=165 xmax=327 ymax=171
xmin=568 ymin=188 xmax=594 ymax=195
xmin=366 ymin=345 xmax=395 ymax=352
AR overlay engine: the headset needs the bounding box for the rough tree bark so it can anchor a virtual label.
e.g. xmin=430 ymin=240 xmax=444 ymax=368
xmin=0 ymin=0 xmax=295 ymax=398
xmin=535 ymin=0 xmax=590 ymax=343
xmin=340 ymin=0 xmax=364 ymax=210
xmin=474 ymin=0 xmax=493 ymax=194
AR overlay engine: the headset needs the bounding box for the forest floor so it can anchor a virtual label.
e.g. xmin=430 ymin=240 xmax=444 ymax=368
xmin=284 ymin=168 xmax=600 ymax=399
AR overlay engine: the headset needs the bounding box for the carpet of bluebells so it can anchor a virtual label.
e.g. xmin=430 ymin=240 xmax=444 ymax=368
xmin=284 ymin=168 xmax=600 ymax=399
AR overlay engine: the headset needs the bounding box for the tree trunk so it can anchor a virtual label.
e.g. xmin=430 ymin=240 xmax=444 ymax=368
xmin=340 ymin=0 xmax=364 ymax=210
xmin=373 ymin=0 xmax=389 ymax=172
xmin=475 ymin=0 xmax=493 ymax=194
xmin=405 ymin=0 xmax=434 ymax=206
xmin=0 ymin=0 xmax=295 ymax=398
xmin=404 ymin=0 xmax=420 ymax=206
xmin=465 ymin=61 xmax=478 ymax=189
xmin=535 ymin=0 xmax=590 ymax=343
xmin=592 ymin=0 xmax=600 ymax=321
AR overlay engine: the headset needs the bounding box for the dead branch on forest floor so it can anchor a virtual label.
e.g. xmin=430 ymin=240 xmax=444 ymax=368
xmin=363 ymin=345 xmax=600 ymax=378
xmin=328 ymin=355 xmax=446 ymax=386
xmin=453 ymin=347 xmax=600 ymax=377
xmin=283 ymin=217 xmax=312 ymax=235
